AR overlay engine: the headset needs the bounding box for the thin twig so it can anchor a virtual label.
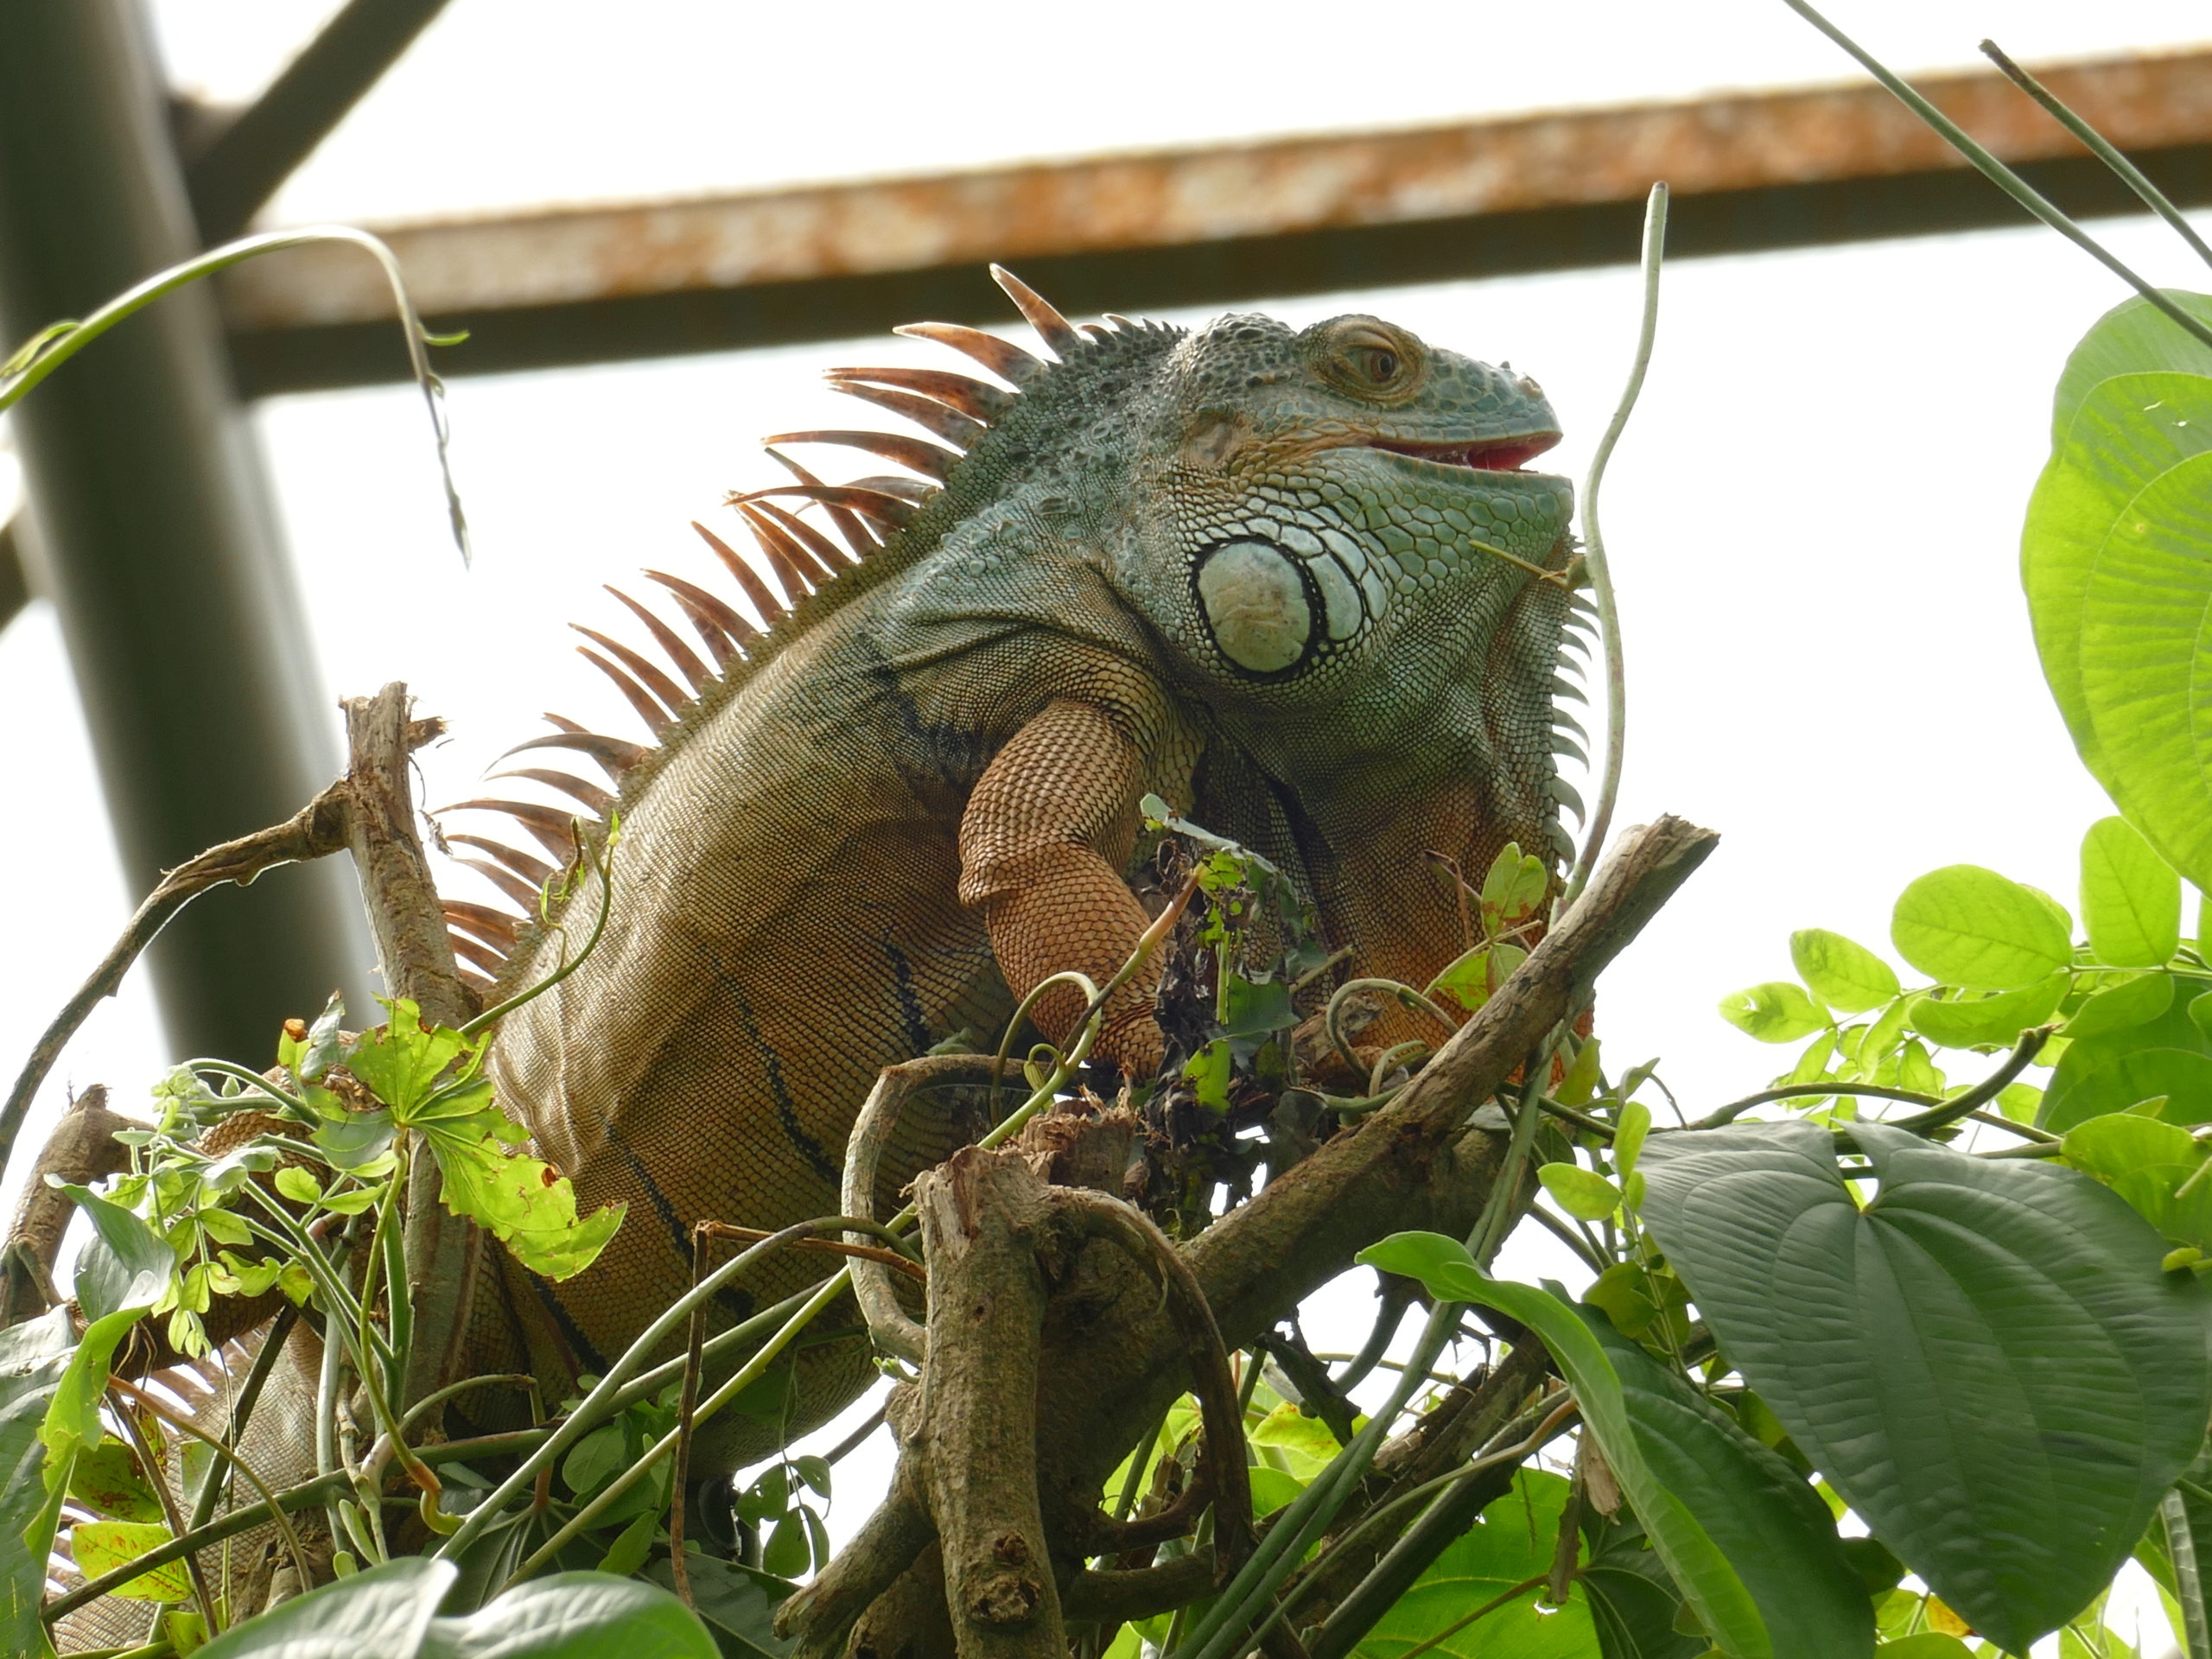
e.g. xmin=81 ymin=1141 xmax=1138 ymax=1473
xmin=1782 ymin=0 xmax=2212 ymax=353
xmin=109 ymin=1384 xmax=222 ymax=1635
xmin=1886 ymin=1027 xmax=2053 ymax=1134
xmin=822 ymin=1403 xmax=889 ymax=1466
xmin=110 ymin=1375 xmax=314 ymax=1602
xmin=0 ymin=785 xmax=351 ymax=1182
xmin=0 ymin=226 xmax=467 ymax=559
xmin=1694 ymin=1077 xmax=1940 ymax=1128
xmin=188 ymin=1305 xmax=299 ymax=1532
xmin=670 ymin=1224 xmax=712 ymax=1605
xmin=1560 ymin=182 xmax=1667 ymax=909
xmin=1979 ymin=41 xmax=2212 ymax=272
xmin=1395 ymin=1573 xmax=1550 ymax=1659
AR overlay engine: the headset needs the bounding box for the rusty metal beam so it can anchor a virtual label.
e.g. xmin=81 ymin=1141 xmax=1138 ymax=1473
xmin=222 ymin=44 xmax=2212 ymax=394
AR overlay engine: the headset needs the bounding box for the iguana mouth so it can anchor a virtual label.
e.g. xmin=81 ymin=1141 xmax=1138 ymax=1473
xmin=1366 ymin=432 xmax=1562 ymax=473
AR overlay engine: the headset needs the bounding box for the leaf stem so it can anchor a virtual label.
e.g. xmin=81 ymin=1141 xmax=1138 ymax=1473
xmin=1979 ymin=40 xmax=2212 ymax=274
xmin=433 ymin=1216 xmax=865 ymax=1561
xmin=496 ymin=1270 xmax=850 ymax=1591
xmin=1560 ymin=182 xmax=1667 ymax=909
xmin=1781 ymin=0 xmax=2212 ymax=354
xmin=0 ymin=226 xmax=467 ymax=560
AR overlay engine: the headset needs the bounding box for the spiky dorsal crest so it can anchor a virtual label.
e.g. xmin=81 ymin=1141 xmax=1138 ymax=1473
xmin=435 ymin=266 xmax=1133 ymax=979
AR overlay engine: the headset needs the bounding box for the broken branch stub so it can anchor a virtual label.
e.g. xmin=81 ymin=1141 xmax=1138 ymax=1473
xmin=912 ymin=1145 xmax=1066 ymax=1657
xmin=340 ymin=683 xmax=482 ymax=1420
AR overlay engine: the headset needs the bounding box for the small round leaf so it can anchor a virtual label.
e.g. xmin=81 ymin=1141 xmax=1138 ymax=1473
xmin=1718 ymin=982 xmax=1827 ymax=1044
xmin=1790 ymin=929 xmax=1901 ymax=1015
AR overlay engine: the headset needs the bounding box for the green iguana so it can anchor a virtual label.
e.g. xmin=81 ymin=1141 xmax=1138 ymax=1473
xmin=432 ymin=267 xmax=1586 ymax=1473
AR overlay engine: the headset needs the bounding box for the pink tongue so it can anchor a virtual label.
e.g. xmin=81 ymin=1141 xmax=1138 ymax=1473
xmin=1467 ymin=437 xmax=1556 ymax=471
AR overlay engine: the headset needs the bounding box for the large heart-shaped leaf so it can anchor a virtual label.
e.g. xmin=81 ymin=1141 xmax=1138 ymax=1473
xmin=2024 ymin=287 xmax=2212 ymax=889
xmin=421 ymin=1572 xmax=717 ymax=1658
xmin=61 ymin=1182 xmax=175 ymax=1322
xmin=1636 ymin=1120 xmax=2209 ymax=1651
xmin=646 ymin=1557 xmax=792 ymax=1659
xmin=1350 ymin=1471 xmax=1594 ymax=1658
xmin=1358 ymin=1234 xmax=1872 ymax=1659
xmin=195 ymin=1554 xmax=454 ymax=1658
xmin=2 ymin=1308 xmax=78 ymax=1659
xmin=1580 ymin=1511 xmax=1705 ymax=1659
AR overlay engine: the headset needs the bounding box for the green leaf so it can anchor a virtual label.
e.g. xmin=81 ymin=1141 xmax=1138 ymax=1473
xmin=645 ymin=1557 xmax=792 ymax=1658
xmin=1873 ymin=1641 xmax=1974 ymax=1659
xmin=67 ymin=1435 xmax=164 ymax=1522
xmin=1636 ymin=1120 xmax=2210 ymax=1652
xmin=1891 ymin=865 xmax=2075 ymax=991
xmin=70 ymin=1518 xmax=194 ymax=1602
xmin=762 ymin=1515 xmax=809 ymax=1578
xmin=1791 ymin=931 xmax=1901 ymax=1015
xmin=2063 ymin=1114 xmax=2212 ymax=1251
xmin=2049 ymin=290 xmax=2212 ymax=442
xmin=1584 ymin=1262 xmax=1692 ymax=1350
xmin=2082 ymin=818 xmax=2183 ymax=967
xmin=596 ymin=1511 xmax=654 ymax=1577
xmin=345 ymin=1001 xmax=467 ymax=1115
xmin=563 ymin=1423 xmax=626 ymax=1499
xmin=191 ymin=1525 xmax=451 ymax=1656
xmin=1540 ymin=1163 xmax=1624 ymax=1222
xmin=1904 ymin=973 xmax=2068 ymax=1051
xmin=791 ymin=1456 xmax=830 ymax=1500
xmin=1247 ymin=1464 xmax=1306 ymax=1516
xmin=1349 ymin=1471 xmax=1593 ymax=1658
xmin=41 ymin=1307 xmax=149 ymax=1496
xmin=2044 ymin=987 xmax=2212 ymax=1131
xmin=3 ymin=1308 xmax=78 ymax=1659
xmin=296 ymin=992 xmax=346 ymax=1084
xmin=61 ymin=1182 xmax=175 ymax=1321
xmin=2065 ymin=972 xmax=2176 ymax=1039
xmin=1183 ymin=1039 xmax=1232 ymax=1113
xmin=314 ymin=1108 xmax=397 ymax=1171
xmin=2024 ymin=341 xmax=2212 ymax=891
xmin=1718 ymin=982 xmax=1829 ymax=1044
xmin=1479 ymin=841 xmax=1550 ymax=931
xmin=1357 ymin=1234 xmax=1872 ymax=1659
xmin=421 ymin=1119 xmax=625 ymax=1281
xmin=1220 ymin=975 xmax=1294 ymax=1038
xmin=1580 ymin=1510 xmax=1705 ymax=1659
xmin=274 ymin=1166 xmax=322 ymax=1206
xmin=1613 ymin=1101 xmax=1653 ymax=1183
xmin=1248 ymin=1402 xmax=1347 ymax=1480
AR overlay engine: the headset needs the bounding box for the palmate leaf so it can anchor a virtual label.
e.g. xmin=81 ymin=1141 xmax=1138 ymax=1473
xmin=1357 ymin=1234 xmax=1872 ymax=1659
xmin=1636 ymin=1120 xmax=2209 ymax=1651
xmin=2023 ymin=290 xmax=2212 ymax=890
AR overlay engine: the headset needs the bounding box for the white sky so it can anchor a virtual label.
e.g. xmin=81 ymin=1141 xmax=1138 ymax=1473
xmin=5 ymin=2 xmax=2209 ymax=1644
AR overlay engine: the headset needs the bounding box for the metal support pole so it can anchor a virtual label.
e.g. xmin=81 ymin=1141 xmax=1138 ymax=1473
xmin=0 ymin=0 xmax=371 ymax=1062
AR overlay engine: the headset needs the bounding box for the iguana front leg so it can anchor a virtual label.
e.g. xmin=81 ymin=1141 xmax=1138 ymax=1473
xmin=958 ymin=697 xmax=1166 ymax=1079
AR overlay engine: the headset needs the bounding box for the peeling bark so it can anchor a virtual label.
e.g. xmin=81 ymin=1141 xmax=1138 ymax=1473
xmin=913 ymin=1147 xmax=1065 ymax=1657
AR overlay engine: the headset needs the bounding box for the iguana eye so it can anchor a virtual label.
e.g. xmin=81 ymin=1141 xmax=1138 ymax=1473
xmin=1351 ymin=346 xmax=1398 ymax=384
xmin=1309 ymin=317 xmax=1426 ymax=403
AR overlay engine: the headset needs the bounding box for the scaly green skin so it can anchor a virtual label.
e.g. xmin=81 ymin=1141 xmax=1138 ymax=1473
xmin=464 ymin=296 xmax=1583 ymax=1475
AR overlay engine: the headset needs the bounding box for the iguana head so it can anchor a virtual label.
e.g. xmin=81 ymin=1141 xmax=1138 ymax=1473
xmin=1116 ymin=310 xmax=1573 ymax=722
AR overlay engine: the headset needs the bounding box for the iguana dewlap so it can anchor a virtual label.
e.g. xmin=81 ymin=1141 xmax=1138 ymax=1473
xmin=448 ymin=271 xmax=1583 ymax=1469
